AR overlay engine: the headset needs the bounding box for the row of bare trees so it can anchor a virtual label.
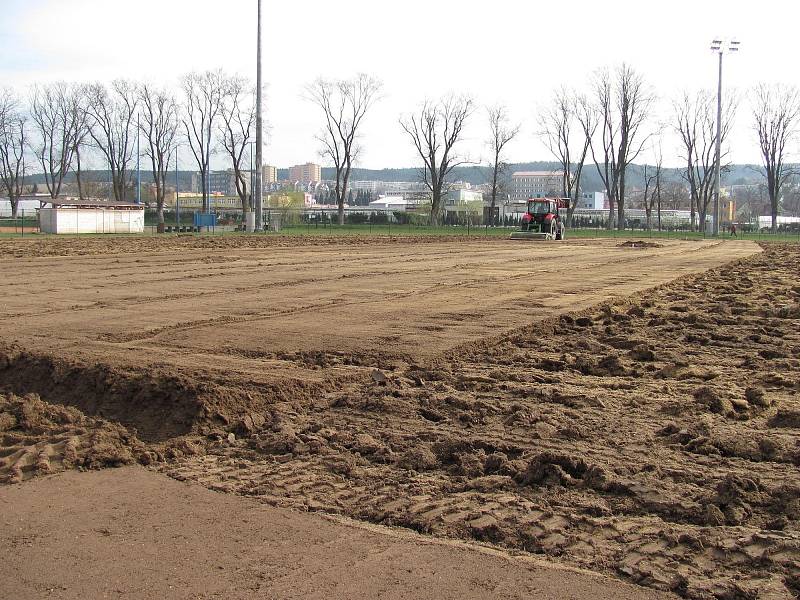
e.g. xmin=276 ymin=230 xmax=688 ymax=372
xmin=306 ymin=66 xmax=799 ymax=231
xmin=0 ymin=70 xmax=257 ymax=228
xmin=3 ymin=68 xmax=799 ymax=232
xmin=534 ymin=66 xmax=800 ymax=232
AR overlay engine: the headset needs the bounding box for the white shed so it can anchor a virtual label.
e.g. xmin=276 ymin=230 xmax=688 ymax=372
xmin=39 ymin=200 xmax=145 ymax=234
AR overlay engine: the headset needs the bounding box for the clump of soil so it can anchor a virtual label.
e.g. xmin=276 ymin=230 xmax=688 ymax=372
xmin=0 ymin=393 xmax=148 ymax=484
xmin=617 ymin=240 xmax=663 ymax=249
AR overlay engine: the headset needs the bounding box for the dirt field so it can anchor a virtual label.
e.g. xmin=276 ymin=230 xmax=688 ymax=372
xmin=0 ymin=466 xmax=674 ymax=600
xmin=4 ymin=235 xmax=800 ymax=598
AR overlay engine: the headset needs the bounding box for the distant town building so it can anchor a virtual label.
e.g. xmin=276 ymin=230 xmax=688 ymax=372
xmin=208 ymin=170 xmax=239 ymax=196
xmin=381 ymin=181 xmax=428 ymax=194
xmin=289 ymin=163 xmax=322 ymax=185
xmin=510 ymin=171 xmax=563 ymax=201
xmin=444 ymin=188 xmax=483 ymax=206
xmin=263 ymin=165 xmax=278 ymax=185
xmin=577 ymin=191 xmax=606 ymax=210
xmin=349 ymin=181 xmax=380 ymax=193
xmin=369 ymin=196 xmax=416 ymax=211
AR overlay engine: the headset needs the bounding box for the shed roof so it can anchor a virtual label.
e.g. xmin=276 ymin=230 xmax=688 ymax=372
xmin=44 ymin=199 xmax=144 ymax=209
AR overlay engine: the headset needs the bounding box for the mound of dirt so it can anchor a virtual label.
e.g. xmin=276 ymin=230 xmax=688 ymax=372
xmin=0 ymin=393 xmax=148 ymax=484
xmin=618 ymin=240 xmax=664 ymax=249
xmin=0 ymin=345 xmax=327 ymax=442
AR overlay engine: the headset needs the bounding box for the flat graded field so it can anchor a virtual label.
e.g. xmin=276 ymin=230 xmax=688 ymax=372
xmin=7 ymin=235 xmax=800 ymax=599
xmin=0 ymin=237 xmax=757 ymax=385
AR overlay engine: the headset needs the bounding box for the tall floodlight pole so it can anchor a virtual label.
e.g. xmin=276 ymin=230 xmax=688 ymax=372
xmin=255 ymin=0 xmax=264 ymax=231
xmin=136 ymin=113 xmax=141 ymax=205
xmin=710 ymin=38 xmax=739 ymax=235
xmin=175 ymin=147 xmax=180 ymax=226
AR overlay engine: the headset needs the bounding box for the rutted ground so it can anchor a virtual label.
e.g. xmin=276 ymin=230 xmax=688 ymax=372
xmin=157 ymin=244 xmax=800 ymax=599
xmin=5 ymin=237 xmax=799 ymax=599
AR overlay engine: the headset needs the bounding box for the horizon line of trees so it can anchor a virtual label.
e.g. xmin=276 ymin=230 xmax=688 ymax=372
xmin=0 ymin=70 xmax=260 ymax=230
xmin=2 ymin=65 xmax=800 ymax=231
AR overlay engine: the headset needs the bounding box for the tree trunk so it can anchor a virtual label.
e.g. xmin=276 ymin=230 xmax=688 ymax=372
xmin=657 ymin=196 xmax=662 ymax=231
xmin=617 ymin=170 xmax=626 ymax=230
xmin=11 ymin=198 xmax=19 ymax=219
xmin=771 ymin=198 xmax=778 ymax=233
xmin=430 ymin=192 xmax=441 ymax=227
xmin=75 ymin=147 xmax=84 ymax=200
xmin=338 ymin=200 xmax=344 ymax=226
xmin=157 ymin=205 xmax=165 ymax=233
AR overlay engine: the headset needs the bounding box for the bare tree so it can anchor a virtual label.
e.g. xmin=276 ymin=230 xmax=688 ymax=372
xmin=0 ymin=89 xmax=27 ymax=218
xmin=85 ymin=80 xmax=139 ymax=202
xmin=590 ymin=64 xmax=654 ymax=229
xmin=139 ymin=84 xmax=179 ymax=232
xmin=29 ymin=82 xmax=83 ymax=200
xmin=219 ymin=76 xmax=255 ymax=214
xmin=752 ymin=84 xmax=800 ymax=232
xmin=642 ymin=153 xmax=663 ymax=231
xmin=400 ymin=96 xmax=474 ymax=226
xmin=538 ymin=88 xmax=596 ymax=226
xmin=72 ymin=91 xmax=92 ymax=201
xmin=486 ymin=105 xmax=520 ymax=226
xmin=182 ymin=70 xmax=226 ymax=213
xmin=674 ymin=90 xmax=736 ymax=232
xmin=662 ymin=181 xmax=689 ymax=213
xmin=307 ymin=74 xmax=382 ymax=225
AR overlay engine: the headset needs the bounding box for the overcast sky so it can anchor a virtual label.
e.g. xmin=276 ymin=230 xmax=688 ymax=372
xmin=1 ymin=0 xmax=798 ymax=171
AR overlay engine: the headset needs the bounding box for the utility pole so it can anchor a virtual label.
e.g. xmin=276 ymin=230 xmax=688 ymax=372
xmin=136 ymin=113 xmax=141 ymax=205
xmin=175 ymin=148 xmax=180 ymax=226
xmin=710 ymin=38 xmax=739 ymax=236
xmin=255 ymin=0 xmax=264 ymax=231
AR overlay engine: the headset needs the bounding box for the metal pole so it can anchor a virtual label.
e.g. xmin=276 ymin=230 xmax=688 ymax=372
xmin=250 ymin=142 xmax=254 ymax=211
xmin=175 ymin=149 xmax=180 ymax=226
xmin=136 ymin=113 xmax=141 ymax=205
xmin=255 ymin=0 xmax=264 ymax=231
xmin=712 ymin=51 xmax=723 ymax=237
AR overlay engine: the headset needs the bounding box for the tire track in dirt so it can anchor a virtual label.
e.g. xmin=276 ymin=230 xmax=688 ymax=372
xmin=154 ymin=243 xmax=800 ymax=599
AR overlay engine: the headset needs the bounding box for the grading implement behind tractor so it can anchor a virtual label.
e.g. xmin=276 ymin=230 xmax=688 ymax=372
xmin=510 ymin=198 xmax=569 ymax=241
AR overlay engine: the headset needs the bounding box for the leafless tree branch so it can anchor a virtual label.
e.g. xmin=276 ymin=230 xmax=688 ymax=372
xmin=400 ymin=95 xmax=474 ymax=226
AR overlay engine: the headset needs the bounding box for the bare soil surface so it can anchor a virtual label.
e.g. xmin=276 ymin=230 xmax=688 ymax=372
xmin=0 ymin=237 xmax=754 ymax=439
xmin=0 ymin=466 xmax=675 ymax=600
xmin=154 ymin=242 xmax=799 ymax=599
xmin=5 ymin=236 xmax=799 ymax=599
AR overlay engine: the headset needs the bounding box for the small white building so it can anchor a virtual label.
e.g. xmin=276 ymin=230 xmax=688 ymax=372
xmin=578 ymin=192 xmax=607 ymax=210
xmin=369 ymin=196 xmax=414 ymax=211
xmin=40 ymin=200 xmax=145 ymax=234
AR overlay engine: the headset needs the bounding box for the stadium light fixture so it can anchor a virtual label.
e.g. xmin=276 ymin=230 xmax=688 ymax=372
xmin=710 ymin=39 xmax=740 ymax=236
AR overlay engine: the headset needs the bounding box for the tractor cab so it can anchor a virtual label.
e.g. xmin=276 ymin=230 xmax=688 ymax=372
xmin=511 ymin=197 xmax=570 ymax=241
xmin=525 ymin=199 xmax=560 ymax=219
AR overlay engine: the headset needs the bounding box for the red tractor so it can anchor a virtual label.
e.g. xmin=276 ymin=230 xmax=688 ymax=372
xmin=510 ymin=197 xmax=569 ymax=241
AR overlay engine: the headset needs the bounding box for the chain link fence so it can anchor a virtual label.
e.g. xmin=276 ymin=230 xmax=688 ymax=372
xmin=2 ymin=207 xmax=799 ymax=242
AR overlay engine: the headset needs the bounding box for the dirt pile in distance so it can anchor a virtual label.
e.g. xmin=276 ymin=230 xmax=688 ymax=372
xmin=618 ymin=240 xmax=664 ymax=249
